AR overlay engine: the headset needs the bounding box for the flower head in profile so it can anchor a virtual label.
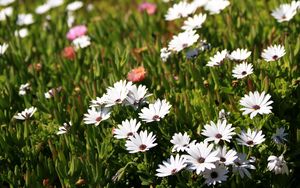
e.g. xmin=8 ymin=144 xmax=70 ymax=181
xmin=15 ymin=28 xmax=29 ymax=38
xmin=138 ymin=2 xmax=156 ymax=15
xmin=267 ymin=155 xmax=289 ymax=175
xmin=261 ymin=44 xmax=285 ymax=62
xmin=156 ymin=154 xmax=187 ymax=177
xmin=83 ymin=107 xmax=111 ymax=126
xmin=204 ymin=0 xmax=230 ymax=14
xmin=72 ymin=35 xmax=91 ymax=49
xmin=201 ymin=120 xmax=235 ymax=144
xmin=232 ymin=62 xmax=253 ymax=79
xmin=67 ymin=25 xmax=87 ymax=41
xmin=206 ymin=50 xmax=228 ymax=67
xmin=89 ymin=95 xmax=107 ymax=108
xmin=165 ymin=1 xmax=196 ymax=21
xmin=240 ymin=91 xmax=273 ymax=119
xmin=44 ymin=87 xmax=62 ymax=99
xmin=0 ymin=43 xmax=9 ymax=55
xmin=229 ymin=48 xmax=251 ymax=61
xmin=127 ymin=66 xmax=146 ymax=83
xmin=160 ymin=47 xmax=171 ymax=62
xmin=66 ymin=1 xmax=83 ymax=12
xmin=170 ymin=132 xmax=191 ymax=152
xmin=35 ymin=4 xmax=51 ymax=14
xmin=168 ymin=30 xmax=199 ymax=53
xmin=181 ymin=13 xmax=207 ymax=31
xmin=125 ymin=130 xmax=157 ymax=153
xmin=138 ymin=99 xmax=171 ymax=123
xmin=236 ymin=128 xmax=265 ymax=147
xmin=46 ymin=0 xmax=64 ymax=8
xmin=272 ymin=127 xmax=288 ymax=144
xmin=233 ymin=153 xmax=256 ymax=179
xmin=57 ymin=121 xmax=72 ymax=135
xmin=271 ymin=2 xmax=298 ymax=22
xmin=218 ymin=109 xmax=230 ymax=121
xmin=203 ymin=164 xmax=229 ymax=185
xmin=125 ymin=84 xmax=152 ymax=109
xmin=113 ymin=119 xmax=141 ymax=139
xmin=19 ymin=83 xmax=30 ymax=96
xmin=14 ymin=107 xmax=37 ymax=120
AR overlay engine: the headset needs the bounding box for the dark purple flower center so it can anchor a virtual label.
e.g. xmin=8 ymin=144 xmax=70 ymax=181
xmin=246 ymin=140 xmax=254 ymax=145
xmin=96 ymin=116 xmax=102 ymax=122
xmin=152 ymin=115 xmax=160 ymax=121
xmin=210 ymin=171 xmax=218 ymax=179
xmin=252 ymin=105 xmax=260 ymax=110
xmin=139 ymin=144 xmax=147 ymax=151
xmin=215 ymin=133 xmax=222 ymax=139
xmin=241 ymin=71 xmax=247 ymax=75
xmin=272 ymin=55 xmax=278 ymax=60
xmin=198 ymin=157 xmax=205 ymax=164
xmin=127 ymin=132 xmax=133 ymax=137
xmin=171 ymin=169 xmax=177 ymax=174
xmin=115 ymin=99 xmax=122 ymax=103
xmin=220 ymin=157 xmax=226 ymax=162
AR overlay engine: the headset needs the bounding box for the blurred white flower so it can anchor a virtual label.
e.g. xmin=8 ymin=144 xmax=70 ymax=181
xmin=233 ymin=153 xmax=256 ymax=179
xmin=89 ymin=95 xmax=107 ymax=108
xmin=240 ymin=91 xmax=273 ymax=119
xmin=0 ymin=42 xmax=8 ymax=55
xmin=170 ymin=132 xmax=191 ymax=152
xmin=229 ymin=48 xmax=251 ymax=61
xmin=15 ymin=28 xmax=29 ymax=38
xmin=218 ymin=109 xmax=230 ymax=121
xmin=181 ymin=13 xmax=206 ymax=31
xmin=261 ymin=44 xmax=285 ymax=62
xmin=204 ymin=0 xmax=230 ymax=14
xmin=113 ymin=119 xmax=141 ymax=139
xmin=232 ymin=62 xmax=253 ymax=79
xmin=192 ymin=0 xmax=209 ymax=8
xmin=0 ymin=0 xmax=15 ymax=6
xmin=17 ymin=13 xmax=34 ymax=26
xmin=267 ymin=155 xmax=289 ymax=175
xmin=202 ymin=120 xmax=235 ymax=144
xmin=138 ymin=99 xmax=171 ymax=123
xmin=206 ymin=49 xmax=228 ymax=67
xmin=46 ymin=0 xmax=64 ymax=8
xmin=203 ymin=164 xmax=228 ymax=185
xmin=156 ymin=154 xmax=187 ymax=177
xmin=72 ymin=35 xmax=91 ymax=49
xmin=35 ymin=4 xmax=51 ymax=14
xmin=67 ymin=12 xmax=75 ymax=27
xmin=236 ymin=128 xmax=265 ymax=147
xmin=168 ymin=30 xmax=199 ymax=53
xmin=272 ymin=127 xmax=288 ymax=144
xmin=66 ymin=1 xmax=83 ymax=12
xmin=83 ymin=107 xmax=111 ymax=126
xmin=57 ymin=121 xmax=72 ymax=135
xmin=125 ymin=130 xmax=157 ymax=153
xmin=19 ymin=83 xmax=30 ymax=96
xmin=271 ymin=2 xmax=298 ymax=22
xmin=44 ymin=87 xmax=62 ymax=99
xmin=0 ymin=6 xmax=13 ymax=21
xmin=165 ymin=1 xmax=195 ymax=21
xmin=14 ymin=107 xmax=37 ymax=120
xmin=160 ymin=47 xmax=171 ymax=62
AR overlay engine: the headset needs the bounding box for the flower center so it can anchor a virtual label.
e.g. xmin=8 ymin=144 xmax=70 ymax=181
xmin=96 ymin=116 xmax=102 ymax=122
xmin=215 ymin=133 xmax=222 ymax=139
xmin=241 ymin=71 xmax=247 ymax=75
xmin=152 ymin=115 xmax=160 ymax=121
xmin=246 ymin=140 xmax=254 ymax=145
xmin=272 ymin=55 xmax=278 ymax=60
xmin=252 ymin=105 xmax=260 ymax=110
xmin=197 ymin=157 xmax=205 ymax=164
xmin=115 ymin=99 xmax=122 ymax=103
xmin=139 ymin=144 xmax=147 ymax=151
xmin=220 ymin=157 xmax=226 ymax=162
xmin=171 ymin=169 xmax=177 ymax=174
xmin=127 ymin=132 xmax=133 ymax=137
xmin=210 ymin=171 xmax=218 ymax=179
xmin=182 ymin=43 xmax=188 ymax=48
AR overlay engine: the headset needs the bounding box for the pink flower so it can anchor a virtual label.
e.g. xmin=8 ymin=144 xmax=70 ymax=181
xmin=138 ymin=2 xmax=157 ymax=15
xmin=66 ymin=25 xmax=87 ymax=41
xmin=127 ymin=67 xmax=146 ymax=82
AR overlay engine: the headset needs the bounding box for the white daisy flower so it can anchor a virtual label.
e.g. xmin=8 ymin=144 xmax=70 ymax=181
xmin=46 ymin=0 xmax=64 ymax=8
xmin=124 ymin=84 xmax=152 ymax=109
xmin=160 ymin=47 xmax=171 ymax=62
xmin=181 ymin=13 xmax=207 ymax=31
xmin=89 ymin=95 xmax=107 ymax=108
xmin=236 ymin=128 xmax=265 ymax=147
xmin=138 ymin=99 xmax=171 ymax=123
xmin=240 ymin=91 xmax=273 ymax=119
xmin=233 ymin=153 xmax=256 ymax=179
xmin=229 ymin=48 xmax=251 ymax=61
xmin=113 ymin=119 xmax=141 ymax=139
xmin=192 ymin=0 xmax=209 ymax=8
xmin=57 ymin=121 xmax=72 ymax=135
xmin=14 ymin=107 xmax=37 ymax=120
xmin=267 ymin=155 xmax=289 ymax=175
xmin=17 ymin=13 xmax=34 ymax=26
xmin=218 ymin=109 xmax=230 ymax=121
xmin=206 ymin=50 xmax=228 ymax=67
xmin=19 ymin=83 xmax=30 ymax=96
xmin=261 ymin=44 xmax=285 ymax=62
xmin=0 ymin=43 xmax=8 ymax=55
xmin=125 ymin=130 xmax=157 ymax=153
xmin=201 ymin=120 xmax=235 ymax=144
xmin=168 ymin=30 xmax=199 ymax=53
xmin=170 ymin=132 xmax=191 ymax=152
xmin=184 ymin=142 xmax=219 ymax=174
xmin=0 ymin=7 xmax=13 ymax=21
xmin=272 ymin=127 xmax=288 ymax=144
xmin=72 ymin=35 xmax=91 ymax=49
xmin=104 ymin=80 xmax=133 ymax=107
xmin=203 ymin=164 xmax=229 ymax=185
xmin=44 ymin=87 xmax=62 ymax=99
xmin=66 ymin=1 xmax=83 ymax=12
xmin=204 ymin=0 xmax=230 ymax=15
xmin=35 ymin=4 xmax=51 ymax=14
xmin=271 ymin=2 xmax=298 ymax=22
xmin=156 ymin=154 xmax=187 ymax=177
xmin=216 ymin=146 xmax=238 ymax=166
xmin=232 ymin=62 xmax=253 ymax=79
xmin=165 ymin=1 xmax=195 ymax=21
xmin=0 ymin=0 xmax=15 ymax=6
xmin=83 ymin=107 xmax=111 ymax=126
xmin=15 ymin=28 xmax=29 ymax=38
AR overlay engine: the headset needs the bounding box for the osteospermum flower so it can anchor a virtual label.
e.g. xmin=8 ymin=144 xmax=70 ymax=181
xmin=156 ymin=154 xmax=187 ymax=177
xmin=16 ymin=13 xmax=34 ymax=26
xmin=89 ymin=95 xmax=107 ymax=108
xmin=232 ymin=62 xmax=253 ymax=79
xmin=236 ymin=128 xmax=265 ymax=147
xmin=35 ymin=4 xmax=51 ymax=14
xmin=216 ymin=146 xmax=238 ymax=166
xmin=14 ymin=107 xmax=37 ymax=120
xmin=127 ymin=66 xmax=146 ymax=83
xmin=113 ymin=119 xmax=141 ymax=139
xmin=57 ymin=121 xmax=72 ymax=135
xmin=165 ymin=1 xmax=195 ymax=21
xmin=44 ymin=87 xmax=62 ymax=99
xmin=271 ymin=2 xmax=298 ymax=22
xmin=267 ymin=155 xmax=289 ymax=175
xmin=272 ymin=127 xmax=288 ymax=144
xmin=0 ymin=7 xmax=13 ymax=21
xmin=240 ymin=91 xmax=273 ymax=119
xmin=233 ymin=153 xmax=256 ymax=179
xmin=0 ymin=0 xmax=15 ymax=6
xmin=229 ymin=48 xmax=251 ymax=61
xmin=192 ymin=0 xmax=209 ymax=8
xmin=125 ymin=130 xmax=157 ymax=153
xmin=66 ymin=1 xmax=83 ymax=12
xmin=206 ymin=50 xmax=228 ymax=67
xmin=19 ymin=83 xmax=30 ymax=96
xmin=138 ymin=2 xmax=157 ymax=15
xmin=261 ymin=44 xmax=285 ymax=62
xmin=83 ymin=107 xmax=111 ymax=126
xmin=203 ymin=164 xmax=229 ymax=185
xmin=204 ymin=0 xmax=230 ymax=14
xmin=201 ymin=120 xmax=235 ymax=144
xmin=181 ymin=13 xmax=207 ymax=31
xmin=67 ymin=25 xmax=87 ymax=41
xmin=15 ymin=28 xmax=29 ymax=38
xmin=104 ymin=80 xmax=133 ymax=107
xmin=138 ymin=99 xmax=171 ymax=123
xmin=46 ymin=0 xmax=64 ymax=8
xmin=170 ymin=132 xmax=191 ymax=152
xmin=168 ymin=30 xmax=199 ymax=53
xmin=125 ymin=84 xmax=152 ymax=109
xmin=184 ymin=142 xmax=219 ymax=174
xmin=160 ymin=47 xmax=171 ymax=62
xmin=0 ymin=43 xmax=8 ymax=55
xmin=72 ymin=35 xmax=91 ymax=49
